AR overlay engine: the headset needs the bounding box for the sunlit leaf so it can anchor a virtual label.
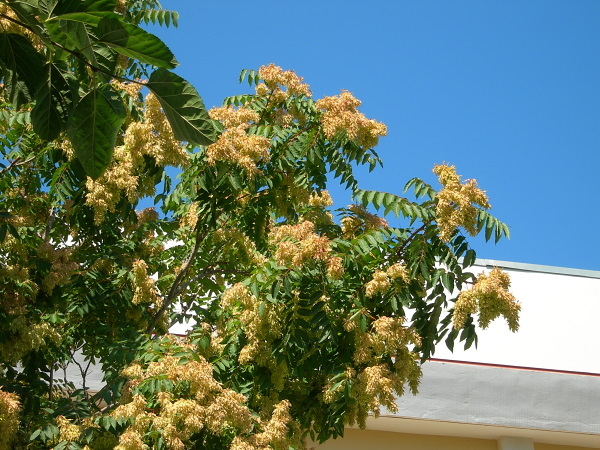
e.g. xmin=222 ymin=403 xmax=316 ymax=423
xmin=147 ymin=68 xmax=218 ymax=146
xmin=67 ymin=85 xmax=125 ymax=179
xmin=98 ymin=16 xmax=177 ymax=69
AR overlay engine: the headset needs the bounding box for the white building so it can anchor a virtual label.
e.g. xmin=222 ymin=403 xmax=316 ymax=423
xmin=315 ymin=259 xmax=600 ymax=450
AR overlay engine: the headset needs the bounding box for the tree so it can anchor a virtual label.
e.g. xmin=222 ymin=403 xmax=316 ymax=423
xmin=0 ymin=1 xmax=520 ymax=448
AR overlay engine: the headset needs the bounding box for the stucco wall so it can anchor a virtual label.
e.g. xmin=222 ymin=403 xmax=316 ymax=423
xmin=536 ymin=445 xmax=598 ymax=450
xmin=312 ymin=429 xmax=597 ymax=450
xmin=312 ymin=429 xmax=497 ymax=450
xmin=389 ymin=361 xmax=600 ymax=434
xmin=433 ymin=260 xmax=600 ymax=373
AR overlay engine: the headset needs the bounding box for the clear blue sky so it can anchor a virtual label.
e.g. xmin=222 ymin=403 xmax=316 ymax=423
xmin=152 ymin=1 xmax=600 ymax=271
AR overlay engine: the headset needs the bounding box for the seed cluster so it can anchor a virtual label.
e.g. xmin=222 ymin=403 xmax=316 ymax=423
xmin=453 ymin=267 xmax=520 ymax=332
xmin=433 ymin=164 xmax=491 ymax=242
xmin=86 ymin=93 xmax=188 ymax=224
xmin=316 ymin=91 xmax=387 ymax=148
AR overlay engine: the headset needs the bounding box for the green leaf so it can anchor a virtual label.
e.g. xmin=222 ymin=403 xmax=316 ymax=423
xmin=98 ymin=16 xmax=177 ymax=69
xmin=67 ymin=85 xmax=125 ymax=179
xmin=50 ymin=0 xmax=117 ymax=15
xmin=0 ymin=33 xmax=45 ymax=97
xmin=441 ymin=272 xmax=454 ymax=292
xmin=485 ymin=216 xmax=494 ymax=242
xmin=31 ymin=63 xmax=71 ymax=141
xmin=404 ymin=177 xmax=436 ymax=199
xmin=46 ymin=17 xmax=118 ymax=81
xmin=135 ymin=9 xmax=179 ymax=28
xmin=5 ymin=1 xmax=50 ymax=41
xmin=7 ymin=223 xmax=19 ymax=240
xmin=359 ymin=313 xmax=367 ymax=332
xmin=462 ymin=249 xmax=476 ymax=268
xmin=47 ymin=11 xmax=112 ymax=27
xmin=445 ymin=328 xmax=459 ymax=352
xmin=147 ymin=68 xmax=218 ymax=146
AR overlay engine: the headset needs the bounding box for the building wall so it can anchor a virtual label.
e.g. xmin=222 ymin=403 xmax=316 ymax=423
xmin=388 ymin=361 xmax=600 ymax=435
xmin=313 ymin=261 xmax=600 ymax=449
xmin=313 ymin=429 xmax=497 ymax=450
xmin=433 ymin=260 xmax=600 ymax=373
xmin=536 ymin=445 xmax=598 ymax=450
xmin=313 ymin=429 xmax=596 ymax=450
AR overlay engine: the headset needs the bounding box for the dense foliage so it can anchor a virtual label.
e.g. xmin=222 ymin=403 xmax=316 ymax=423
xmin=0 ymin=1 xmax=520 ymax=448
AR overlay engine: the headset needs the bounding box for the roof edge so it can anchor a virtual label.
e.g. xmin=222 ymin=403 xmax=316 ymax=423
xmin=475 ymin=259 xmax=600 ymax=279
xmin=428 ymin=357 xmax=600 ymax=377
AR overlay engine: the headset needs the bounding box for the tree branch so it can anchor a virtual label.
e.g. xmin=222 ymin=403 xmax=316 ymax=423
xmin=394 ymin=219 xmax=433 ymax=259
xmin=0 ymin=155 xmax=35 ymax=175
xmin=147 ymin=226 xmax=209 ymax=334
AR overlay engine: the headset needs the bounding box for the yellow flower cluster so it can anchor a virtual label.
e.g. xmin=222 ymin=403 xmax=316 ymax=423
xmin=341 ymin=204 xmax=388 ymax=238
xmin=135 ymin=94 xmax=189 ymax=167
xmin=86 ymin=93 xmax=188 ymax=223
xmin=57 ymin=415 xmax=82 ymax=443
xmin=220 ymin=283 xmax=257 ymax=311
xmin=387 ymin=263 xmax=410 ymax=281
xmin=221 ymin=283 xmax=262 ymax=363
xmin=131 ymin=259 xmax=161 ymax=307
xmin=220 ymin=283 xmax=283 ymax=369
xmin=269 ymin=221 xmax=344 ymax=278
xmin=115 ymin=429 xmax=147 ymax=450
xmin=270 ymin=221 xmax=329 ymax=266
xmin=308 ymin=190 xmax=334 ymax=207
xmin=36 ymin=242 xmax=78 ymax=294
xmin=213 ymin=227 xmax=267 ymax=266
xmin=179 ymin=202 xmax=198 ymax=229
xmin=89 ymin=258 xmax=114 ymax=274
xmin=111 ymin=79 xmax=144 ymax=102
xmin=316 ymin=90 xmax=387 ymax=148
xmin=273 ymin=108 xmax=294 ymax=127
xmin=137 ymin=207 xmax=159 ymax=226
xmin=0 ymin=264 xmax=37 ymax=315
xmin=339 ymin=317 xmax=422 ymax=427
xmin=209 ymin=105 xmax=260 ymax=128
xmin=301 ymin=190 xmax=335 ymax=227
xmin=207 ymin=106 xmax=271 ymax=177
xmin=56 ymin=139 xmax=76 ymax=161
xmin=357 ymin=365 xmax=396 ymax=418
xmin=364 ymin=263 xmax=410 ymax=298
xmin=0 ymin=316 xmax=61 ymax=364
xmin=365 ymin=270 xmax=390 ymax=298
xmin=326 ymin=256 xmax=344 ymax=280
xmin=453 ymin=267 xmax=520 ymax=332
xmin=116 ymin=354 xmax=253 ymax=447
xmin=116 ymin=344 xmax=302 ymax=450
xmin=85 ymin=146 xmax=138 ymax=223
xmin=231 ymin=400 xmax=302 ymax=450
xmin=257 ymin=63 xmax=312 ymax=98
xmin=433 ymin=164 xmax=491 ymax=242
xmin=353 ymin=316 xmax=421 ymax=367
xmin=0 ymin=388 xmax=20 ymax=449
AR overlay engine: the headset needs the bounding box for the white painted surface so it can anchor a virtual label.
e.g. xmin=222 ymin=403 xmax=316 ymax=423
xmin=432 ymin=260 xmax=600 ymax=373
xmin=389 ymin=361 xmax=600 ymax=435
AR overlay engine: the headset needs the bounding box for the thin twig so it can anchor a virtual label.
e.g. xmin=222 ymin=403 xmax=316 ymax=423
xmin=0 ymin=155 xmax=35 ymax=175
xmin=394 ymin=219 xmax=433 ymax=259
